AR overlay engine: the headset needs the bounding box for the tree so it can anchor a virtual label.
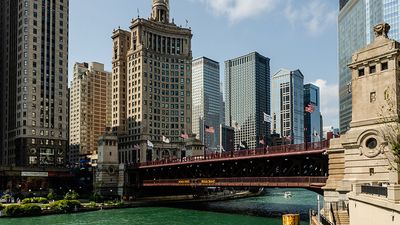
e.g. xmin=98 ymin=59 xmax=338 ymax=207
xmin=379 ymin=87 xmax=400 ymax=173
xmin=64 ymin=190 xmax=79 ymax=200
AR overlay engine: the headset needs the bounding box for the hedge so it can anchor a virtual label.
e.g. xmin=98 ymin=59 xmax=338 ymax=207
xmin=4 ymin=204 xmax=42 ymax=217
xmin=21 ymin=197 xmax=48 ymax=204
xmin=48 ymin=200 xmax=81 ymax=213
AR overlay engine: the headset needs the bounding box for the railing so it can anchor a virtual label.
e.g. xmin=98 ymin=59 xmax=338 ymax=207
xmin=361 ymin=185 xmax=388 ymax=197
xmin=320 ymin=213 xmax=335 ymax=225
xmin=133 ymin=140 xmax=329 ymax=168
xmin=142 ymin=176 xmax=328 ymax=187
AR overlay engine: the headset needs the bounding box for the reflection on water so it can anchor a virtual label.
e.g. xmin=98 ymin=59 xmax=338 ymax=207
xmin=0 ymin=188 xmax=318 ymax=225
xmin=179 ymin=188 xmax=320 ymax=220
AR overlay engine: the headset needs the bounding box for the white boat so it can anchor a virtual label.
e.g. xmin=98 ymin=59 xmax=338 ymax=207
xmin=284 ymin=191 xmax=292 ymax=198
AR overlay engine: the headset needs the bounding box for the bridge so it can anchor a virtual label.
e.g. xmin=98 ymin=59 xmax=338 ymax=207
xmin=126 ymin=140 xmax=329 ymax=194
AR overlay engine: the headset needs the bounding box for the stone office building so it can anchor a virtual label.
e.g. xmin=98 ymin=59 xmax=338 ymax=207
xmin=111 ymin=0 xmax=193 ymax=162
xmin=69 ymin=62 xmax=112 ymax=165
xmin=0 ymin=0 xmax=69 ymax=167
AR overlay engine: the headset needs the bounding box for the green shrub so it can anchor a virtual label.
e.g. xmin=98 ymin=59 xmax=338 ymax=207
xmin=89 ymin=193 xmax=103 ymax=203
xmin=49 ymin=200 xmax=81 ymax=213
xmin=86 ymin=202 xmax=97 ymax=208
xmin=4 ymin=205 xmax=23 ymax=216
xmin=21 ymin=197 xmax=48 ymax=204
xmin=64 ymin=190 xmax=79 ymax=200
xmin=114 ymin=201 xmax=125 ymax=207
xmin=47 ymin=192 xmax=56 ymax=200
xmin=0 ymin=203 xmax=4 ymax=210
xmin=4 ymin=204 xmax=41 ymax=217
xmin=2 ymin=194 xmax=11 ymax=200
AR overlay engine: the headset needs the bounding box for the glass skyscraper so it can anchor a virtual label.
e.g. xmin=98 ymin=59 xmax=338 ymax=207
xmin=192 ymin=57 xmax=221 ymax=151
xmin=271 ymin=69 xmax=304 ymax=144
xmin=225 ymin=52 xmax=270 ymax=150
xmin=339 ymin=0 xmax=400 ymax=133
xmin=304 ymin=84 xmax=322 ymax=143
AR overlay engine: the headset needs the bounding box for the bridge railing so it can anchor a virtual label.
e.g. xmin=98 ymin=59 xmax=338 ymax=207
xmin=142 ymin=176 xmax=328 ymax=187
xmin=361 ymin=185 xmax=388 ymax=197
xmin=135 ymin=140 xmax=329 ymax=168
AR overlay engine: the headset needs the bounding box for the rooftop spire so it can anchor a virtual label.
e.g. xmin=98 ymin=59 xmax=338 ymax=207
xmin=151 ymin=0 xmax=170 ymax=23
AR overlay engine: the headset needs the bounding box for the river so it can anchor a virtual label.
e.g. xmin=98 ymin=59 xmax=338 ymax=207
xmin=1 ymin=188 xmax=319 ymax=225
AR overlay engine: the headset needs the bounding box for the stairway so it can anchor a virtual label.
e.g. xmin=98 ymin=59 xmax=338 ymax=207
xmin=337 ymin=210 xmax=349 ymax=225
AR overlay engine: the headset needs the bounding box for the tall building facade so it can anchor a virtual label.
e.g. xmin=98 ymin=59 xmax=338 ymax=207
xmin=304 ymin=83 xmax=322 ymax=143
xmin=225 ymin=52 xmax=270 ymax=150
xmin=69 ymin=62 xmax=112 ymax=164
xmin=0 ymin=0 xmax=5 ymax=165
xmin=192 ymin=57 xmax=220 ymax=151
xmin=271 ymin=69 xmax=304 ymax=144
xmin=0 ymin=0 xmax=69 ymax=167
xmin=112 ymin=0 xmax=193 ymax=162
xmin=339 ymin=0 xmax=400 ymax=133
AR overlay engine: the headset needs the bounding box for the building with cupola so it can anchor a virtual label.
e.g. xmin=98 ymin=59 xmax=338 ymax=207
xmin=111 ymin=0 xmax=193 ymax=162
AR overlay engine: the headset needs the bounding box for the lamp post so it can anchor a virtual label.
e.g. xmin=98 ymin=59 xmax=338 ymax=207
xmin=317 ymin=195 xmax=321 ymax=224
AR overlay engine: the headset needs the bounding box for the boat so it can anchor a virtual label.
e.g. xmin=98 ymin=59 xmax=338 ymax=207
xmin=284 ymin=191 xmax=292 ymax=198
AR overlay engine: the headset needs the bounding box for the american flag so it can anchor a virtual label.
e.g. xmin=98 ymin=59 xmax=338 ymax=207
xmin=259 ymin=139 xmax=265 ymax=145
xmin=205 ymin=125 xmax=215 ymax=134
xmin=180 ymin=133 xmax=189 ymax=139
xmin=285 ymin=135 xmax=292 ymax=141
xmin=305 ymin=103 xmax=315 ymax=113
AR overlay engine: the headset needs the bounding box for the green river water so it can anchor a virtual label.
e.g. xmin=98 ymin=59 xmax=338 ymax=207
xmin=0 ymin=188 xmax=317 ymax=225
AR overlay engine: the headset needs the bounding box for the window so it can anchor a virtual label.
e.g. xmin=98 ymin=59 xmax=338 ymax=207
xmin=382 ymin=62 xmax=388 ymax=71
xmin=369 ymin=65 xmax=376 ymax=74
xmin=358 ymin=68 xmax=365 ymax=76
xmin=370 ymin=92 xmax=376 ymax=103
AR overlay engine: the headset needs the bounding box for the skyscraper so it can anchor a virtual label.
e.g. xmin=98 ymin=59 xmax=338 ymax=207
xmin=271 ymin=69 xmax=304 ymax=144
xmin=339 ymin=0 xmax=400 ymax=133
xmin=304 ymin=83 xmax=322 ymax=143
xmin=0 ymin=0 xmax=5 ymax=165
xmin=192 ymin=57 xmax=220 ymax=151
xmin=112 ymin=0 xmax=193 ymax=162
xmin=0 ymin=0 xmax=69 ymax=166
xmin=69 ymin=62 xmax=112 ymax=164
xmin=225 ymin=52 xmax=270 ymax=150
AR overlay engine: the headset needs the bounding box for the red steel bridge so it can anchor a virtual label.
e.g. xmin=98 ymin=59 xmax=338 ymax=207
xmin=126 ymin=141 xmax=329 ymax=193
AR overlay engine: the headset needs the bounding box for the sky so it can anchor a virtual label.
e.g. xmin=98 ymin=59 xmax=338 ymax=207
xmin=69 ymin=0 xmax=339 ymax=127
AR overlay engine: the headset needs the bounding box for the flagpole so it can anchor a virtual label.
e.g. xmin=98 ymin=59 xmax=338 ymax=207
xmin=219 ymin=127 xmax=222 ymax=155
xmin=202 ymin=116 xmax=206 ymax=159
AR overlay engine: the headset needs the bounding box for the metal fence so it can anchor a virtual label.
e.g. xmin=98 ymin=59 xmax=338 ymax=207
xmin=134 ymin=140 xmax=329 ymax=168
xmin=361 ymin=185 xmax=388 ymax=197
xmin=320 ymin=213 xmax=335 ymax=225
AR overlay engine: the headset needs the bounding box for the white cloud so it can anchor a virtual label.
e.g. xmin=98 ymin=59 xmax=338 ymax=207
xmin=195 ymin=0 xmax=336 ymax=34
xmin=200 ymin=0 xmax=278 ymax=23
xmin=312 ymin=79 xmax=339 ymax=126
xmin=284 ymin=0 xmax=337 ymax=35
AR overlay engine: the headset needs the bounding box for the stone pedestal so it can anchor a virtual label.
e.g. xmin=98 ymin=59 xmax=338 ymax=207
xmin=388 ymin=184 xmax=400 ymax=203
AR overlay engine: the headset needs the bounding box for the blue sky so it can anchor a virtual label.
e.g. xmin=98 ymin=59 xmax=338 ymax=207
xmin=69 ymin=0 xmax=339 ymax=127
